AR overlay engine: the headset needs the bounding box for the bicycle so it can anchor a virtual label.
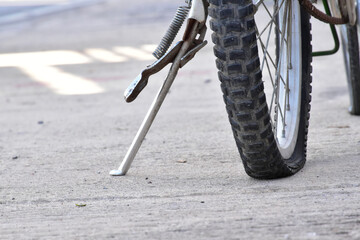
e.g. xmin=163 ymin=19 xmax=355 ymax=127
xmin=109 ymin=0 xmax=359 ymax=179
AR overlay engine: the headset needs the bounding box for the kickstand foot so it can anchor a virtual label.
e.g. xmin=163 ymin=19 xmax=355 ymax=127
xmin=109 ymin=169 xmax=125 ymax=176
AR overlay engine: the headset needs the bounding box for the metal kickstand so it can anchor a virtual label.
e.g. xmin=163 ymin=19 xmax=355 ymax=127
xmin=110 ymin=0 xmax=208 ymax=176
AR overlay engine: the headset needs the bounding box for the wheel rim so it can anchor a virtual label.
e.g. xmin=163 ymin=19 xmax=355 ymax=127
xmin=254 ymin=0 xmax=302 ymax=159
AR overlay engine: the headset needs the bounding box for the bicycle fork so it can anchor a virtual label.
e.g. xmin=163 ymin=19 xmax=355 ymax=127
xmin=110 ymin=0 xmax=209 ymax=176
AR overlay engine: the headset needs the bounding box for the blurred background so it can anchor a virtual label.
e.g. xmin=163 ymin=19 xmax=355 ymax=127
xmin=0 ymin=0 xmax=184 ymax=95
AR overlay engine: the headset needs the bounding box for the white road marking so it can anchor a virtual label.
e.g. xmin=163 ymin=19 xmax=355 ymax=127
xmin=140 ymin=44 xmax=158 ymax=53
xmin=20 ymin=65 xmax=104 ymax=95
xmin=0 ymin=45 xmax=157 ymax=95
xmin=84 ymin=48 xmax=127 ymax=63
xmin=113 ymin=46 xmax=154 ymax=61
xmin=0 ymin=50 xmax=91 ymax=67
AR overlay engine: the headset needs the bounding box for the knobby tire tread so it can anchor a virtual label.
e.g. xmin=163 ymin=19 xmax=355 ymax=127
xmin=209 ymin=0 xmax=312 ymax=179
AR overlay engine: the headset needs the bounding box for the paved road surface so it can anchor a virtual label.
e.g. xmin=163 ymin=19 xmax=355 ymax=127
xmin=0 ymin=0 xmax=359 ymax=239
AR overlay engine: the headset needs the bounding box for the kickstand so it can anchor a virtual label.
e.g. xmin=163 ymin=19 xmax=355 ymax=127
xmin=110 ymin=20 xmax=204 ymax=176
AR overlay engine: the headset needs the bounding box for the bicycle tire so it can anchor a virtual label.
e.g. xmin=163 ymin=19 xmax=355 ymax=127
xmin=340 ymin=24 xmax=360 ymax=115
xmin=209 ymin=0 xmax=312 ymax=179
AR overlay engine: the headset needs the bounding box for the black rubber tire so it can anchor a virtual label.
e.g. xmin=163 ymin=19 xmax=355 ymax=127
xmin=341 ymin=25 xmax=360 ymax=115
xmin=209 ymin=0 xmax=312 ymax=179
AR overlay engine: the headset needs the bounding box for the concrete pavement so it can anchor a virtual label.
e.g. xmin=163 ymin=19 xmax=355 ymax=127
xmin=0 ymin=0 xmax=359 ymax=239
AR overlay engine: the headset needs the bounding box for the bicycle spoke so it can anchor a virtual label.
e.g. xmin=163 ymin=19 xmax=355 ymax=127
xmin=257 ymin=0 xmax=286 ymax=40
xmin=277 ymin=95 xmax=285 ymax=127
xmin=280 ymin=0 xmax=295 ymax=138
xmin=269 ymin=83 xmax=277 ymax=115
xmin=258 ymin=35 xmax=287 ymax=86
xmin=274 ymin=0 xmax=289 ymax=134
xmin=286 ymin=0 xmax=292 ymax=111
xmin=260 ymin=21 xmax=274 ymax=71
xmin=253 ymin=0 xmax=264 ymax=10
xmin=261 ymin=42 xmax=277 ymax=115
xmin=257 ymin=23 xmax=276 ymax=113
xmin=282 ymin=1 xmax=290 ymax=137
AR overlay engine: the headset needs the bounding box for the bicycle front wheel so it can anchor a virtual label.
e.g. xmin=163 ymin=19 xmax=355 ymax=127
xmin=209 ymin=0 xmax=312 ymax=179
